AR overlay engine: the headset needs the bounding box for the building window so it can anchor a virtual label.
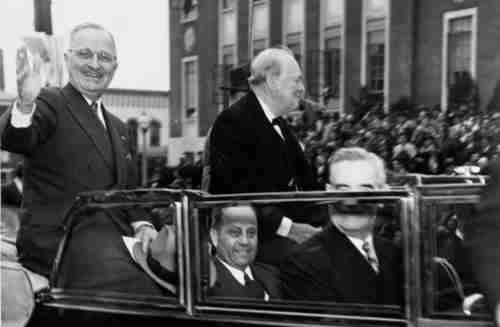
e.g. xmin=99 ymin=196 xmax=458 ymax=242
xmin=219 ymin=0 xmax=237 ymax=68
xmin=362 ymin=0 xmax=388 ymax=97
xmin=283 ymin=0 xmax=305 ymax=66
xmin=127 ymin=119 xmax=138 ymax=154
xmin=367 ymin=29 xmax=385 ymax=93
xmin=321 ymin=0 xmax=344 ymax=112
xmin=0 ymin=49 xmax=4 ymax=91
xmin=442 ymin=8 xmax=477 ymax=111
xmin=181 ymin=0 xmax=198 ymax=22
xmin=182 ymin=57 xmax=199 ymax=119
xmin=149 ymin=120 xmax=161 ymax=147
xmin=250 ymin=0 xmax=269 ymax=57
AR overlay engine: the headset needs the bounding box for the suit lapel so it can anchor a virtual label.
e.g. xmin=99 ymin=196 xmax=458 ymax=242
xmin=252 ymin=264 xmax=279 ymax=299
xmin=60 ymin=84 xmax=113 ymax=169
xmin=321 ymin=224 xmax=378 ymax=302
xmin=211 ymin=259 xmax=246 ymax=297
xmin=102 ymin=106 xmax=127 ymax=187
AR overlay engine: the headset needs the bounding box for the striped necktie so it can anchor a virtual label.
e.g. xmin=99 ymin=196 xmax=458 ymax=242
xmin=90 ymin=101 xmax=106 ymax=128
xmin=362 ymin=240 xmax=379 ymax=273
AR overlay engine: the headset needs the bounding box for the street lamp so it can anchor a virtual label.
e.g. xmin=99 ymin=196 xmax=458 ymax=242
xmin=138 ymin=110 xmax=151 ymax=187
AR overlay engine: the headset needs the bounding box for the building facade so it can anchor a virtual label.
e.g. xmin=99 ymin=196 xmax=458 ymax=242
xmin=102 ymin=88 xmax=170 ymax=171
xmin=169 ymin=0 xmax=500 ymax=164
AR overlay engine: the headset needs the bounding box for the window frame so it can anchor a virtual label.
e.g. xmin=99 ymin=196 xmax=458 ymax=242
xmin=319 ymin=0 xmax=346 ymax=115
xmin=181 ymin=56 xmax=199 ymax=124
xmin=249 ymin=0 xmax=270 ymax=58
xmin=180 ymin=0 xmax=199 ymax=23
xmin=45 ymin=189 xmax=187 ymax=313
xmin=282 ymin=0 xmax=306 ymax=72
xmin=441 ymin=7 xmax=478 ymax=112
xmin=416 ymin=184 xmax=489 ymax=325
xmin=361 ymin=0 xmax=390 ymax=111
xmin=188 ymin=190 xmax=414 ymax=325
xmin=149 ymin=119 xmax=162 ymax=147
xmin=218 ymin=0 xmax=238 ymax=67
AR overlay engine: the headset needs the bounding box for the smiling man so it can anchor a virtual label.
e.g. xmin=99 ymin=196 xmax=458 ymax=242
xmin=280 ymin=147 xmax=403 ymax=305
xmin=208 ymin=204 xmax=281 ymax=300
xmin=0 ymin=23 xmax=163 ymax=295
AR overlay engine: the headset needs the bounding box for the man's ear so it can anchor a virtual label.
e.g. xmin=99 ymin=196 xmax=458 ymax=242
xmin=209 ymin=228 xmax=218 ymax=248
xmin=266 ymin=73 xmax=279 ymax=91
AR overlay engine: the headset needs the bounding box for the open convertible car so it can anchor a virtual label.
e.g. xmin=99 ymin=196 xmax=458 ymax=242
xmin=2 ymin=175 xmax=494 ymax=326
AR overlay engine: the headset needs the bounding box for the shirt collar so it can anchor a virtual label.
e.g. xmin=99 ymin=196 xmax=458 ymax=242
xmin=333 ymin=222 xmax=375 ymax=257
xmin=254 ymin=93 xmax=277 ymax=124
xmin=82 ymin=95 xmax=102 ymax=110
xmin=347 ymin=234 xmax=377 ymax=261
xmin=217 ymin=257 xmax=253 ymax=286
xmin=347 ymin=234 xmax=373 ymax=249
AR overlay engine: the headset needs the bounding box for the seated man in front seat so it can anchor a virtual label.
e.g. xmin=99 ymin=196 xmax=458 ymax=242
xmin=208 ymin=204 xmax=281 ymax=300
xmin=280 ymin=147 xmax=403 ymax=305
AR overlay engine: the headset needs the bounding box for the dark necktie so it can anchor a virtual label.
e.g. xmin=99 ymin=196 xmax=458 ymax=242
xmin=244 ymin=272 xmax=265 ymax=299
xmin=362 ymin=241 xmax=379 ymax=273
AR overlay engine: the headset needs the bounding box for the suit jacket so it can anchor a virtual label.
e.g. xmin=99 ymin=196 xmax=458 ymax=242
xmin=465 ymin=160 xmax=500 ymax=312
xmin=280 ymin=223 xmax=403 ymax=305
xmin=208 ymin=92 xmax=323 ymax=265
xmin=209 ymin=91 xmax=317 ymax=197
xmin=208 ymin=258 xmax=282 ymax=300
xmin=0 ymin=83 xmax=148 ymax=277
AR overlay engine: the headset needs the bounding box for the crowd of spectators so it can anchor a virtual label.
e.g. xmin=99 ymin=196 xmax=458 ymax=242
xmin=289 ymin=101 xmax=500 ymax=187
xmin=150 ymin=151 xmax=204 ymax=189
xmin=150 ymin=100 xmax=500 ymax=191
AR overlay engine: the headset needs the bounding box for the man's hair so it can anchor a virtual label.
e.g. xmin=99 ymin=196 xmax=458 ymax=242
xmin=68 ymin=22 xmax=117 ymax=52
xmin=327 ymin=147 xmax=387 ymax=187
xmin=248 ymin=46 xmax=295 ymax=87
xmin=210 ymin=204 xmax=257 ymax=230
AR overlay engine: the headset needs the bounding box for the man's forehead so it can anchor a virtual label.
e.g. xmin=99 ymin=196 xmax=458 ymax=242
xmin=71 ymin=28 xmax=115 ymax=51
xmin=330 ymin=160 xmax=379 ymax=185
xmin=221 ymin=206 xmax=257 ymax=225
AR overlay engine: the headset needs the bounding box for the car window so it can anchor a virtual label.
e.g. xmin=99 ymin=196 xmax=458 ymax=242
xmin=421 ymin=200 xmax=489 ymax=319
xmin=53 ymin=190 xmax=182 ymax=304
xmin=190 ymin=192 xmax=410 ymax=324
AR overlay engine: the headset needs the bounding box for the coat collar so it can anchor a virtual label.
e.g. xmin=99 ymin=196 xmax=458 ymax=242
xmin=319 ymin=223 xmax=379 ymax=301
xmin=244 ymin=91 xmax=288 ymax=149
